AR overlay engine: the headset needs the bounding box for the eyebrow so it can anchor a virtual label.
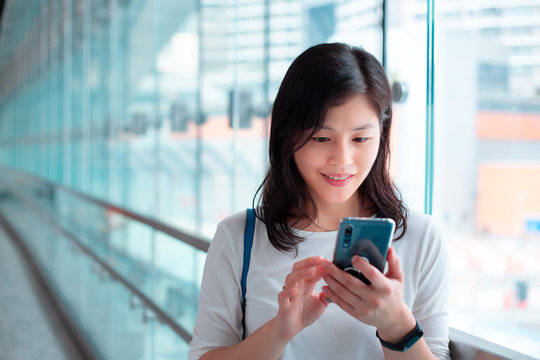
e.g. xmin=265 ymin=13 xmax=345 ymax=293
xmin=321 ymin=124 xmax=377 ymax=131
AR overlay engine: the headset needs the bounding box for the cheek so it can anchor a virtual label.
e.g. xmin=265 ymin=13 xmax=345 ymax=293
xmin=294 ymin=147 xmax=317 ymax=169
xmin=292 ymin=151 xmax=308 ymax=178
xmin=359 ymin=142 xmax=380 ymax=170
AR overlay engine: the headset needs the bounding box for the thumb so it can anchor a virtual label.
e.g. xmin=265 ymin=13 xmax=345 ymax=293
xmin=385 ymin=247 xmax=403 ymax=282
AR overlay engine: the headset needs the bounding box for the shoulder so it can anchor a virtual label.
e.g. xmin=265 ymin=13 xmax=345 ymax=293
xmin=216 ymin=209 xmax=249 ymax=233
xmin=403 ymin=209 xmax=443 ymax=243
xmin=210 ymin=209 xmax=265 ymax=252
xmin=202 ymin=210 xmax=254 ymax=289
xmin=396 ymin=209 xmax=447 ymax=264
xmin=206 ymin=210 xmax=249 ymax=257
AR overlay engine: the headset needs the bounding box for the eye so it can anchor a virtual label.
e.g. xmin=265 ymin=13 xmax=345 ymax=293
xmin=312 ymin=137 xmax=330 ymax=143
xmin=353 ymin=137 xmax=369 ymax=143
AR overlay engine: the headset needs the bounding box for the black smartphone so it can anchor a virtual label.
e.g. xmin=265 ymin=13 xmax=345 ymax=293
xmin=332 ymin=217 xmax=395 ymax=285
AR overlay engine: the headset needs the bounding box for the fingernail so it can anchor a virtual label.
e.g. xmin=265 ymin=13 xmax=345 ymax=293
xmin=322 ymin=288 xmax=332 ymax=303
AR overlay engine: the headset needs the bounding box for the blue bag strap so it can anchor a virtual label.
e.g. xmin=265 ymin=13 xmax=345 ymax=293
xmin=241 ymin=208 xmax=255 ymax=340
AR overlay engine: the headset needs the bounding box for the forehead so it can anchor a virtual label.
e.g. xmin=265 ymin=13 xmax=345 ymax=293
xmin=322 ymin=94 xmax=379 ymax=129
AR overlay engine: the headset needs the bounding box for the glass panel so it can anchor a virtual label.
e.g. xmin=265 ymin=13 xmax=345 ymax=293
xmin=71 ymin=0 xmax=86 ymax=191
xmin=198 ymin=0 xmax=266 ymax=235
xmin=0 ymin=0 xmax=387 ymax=235
xmin=108 ymin=0 xmax=130 ymax=208
xmin=154 ymin=0 xmax=199 ymax=233
xmin=385 ymin=0 xmax=429 ymax=211
xmin=434 ymin=1 xmax=540 ymax=358
xmin=89 ymin=0 xmax=111 ymax=199
xmin=0 ymin=170 xmax=194 ymax=359
xmin=122 ymin=0 xmax=159 ymax=215
xmin=154 ymin=232 xmax=206 ymax=332
xmin=154 ymin=322 xmax=190 ymax=359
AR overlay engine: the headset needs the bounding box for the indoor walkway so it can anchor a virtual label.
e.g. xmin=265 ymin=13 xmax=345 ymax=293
xmin=0 ymin=222 xmax=84 ymax=360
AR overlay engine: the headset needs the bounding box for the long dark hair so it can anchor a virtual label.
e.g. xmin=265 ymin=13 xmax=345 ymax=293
xmin=253 ymin=43 xmax=407 ymax=253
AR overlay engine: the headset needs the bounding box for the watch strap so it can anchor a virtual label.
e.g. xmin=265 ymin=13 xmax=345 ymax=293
xmin=376 ymin=320 xmax=424 ymax=352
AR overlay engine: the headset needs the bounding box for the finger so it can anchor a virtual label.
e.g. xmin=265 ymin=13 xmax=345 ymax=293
xmin=277 ymin=286 xmax=295 ymax=308
xmin=322 ymin=285 xmax=369 ymax=317
xmin=318 ymin=292 xmax=332 ymax=306
xmin=321 ymin=259 xmax=354 ymax=279
xmin=323 ymin=269 xmax=371 ymax=306
xmin=323 ymin=260 xmax=371 ymax=291
xmin=384 ymin=247 xmax=403 ymax=282
xmin=351 ymin=255 xmax=386 ymax=288
xmin=321 ymin=284 xmax=346 ymax=307
xmin=291 ymin=256 xmax=326 ymax=272
xmin=284 ymin=266 xmax=323 ymax=289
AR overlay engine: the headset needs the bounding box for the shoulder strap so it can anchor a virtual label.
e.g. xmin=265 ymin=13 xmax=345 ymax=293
xmin=241 ymin=208 xmax=256 ymax=340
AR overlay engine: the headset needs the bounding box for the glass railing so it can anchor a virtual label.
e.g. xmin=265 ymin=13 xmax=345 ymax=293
xmin=0 ymin=167 xmax=209 ymax=359
xmin=0 ymin=167 xmax=537 ymax=360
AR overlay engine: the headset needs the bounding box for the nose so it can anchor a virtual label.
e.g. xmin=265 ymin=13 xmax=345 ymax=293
xmin=328 ymin=140 xmax=352 ymax=167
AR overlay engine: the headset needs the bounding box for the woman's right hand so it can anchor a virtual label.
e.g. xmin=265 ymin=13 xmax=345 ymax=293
xmin=201 ymin=256 xmax=330 ymax=360
xmin=274 ymin=256 xmax=330 ymax=342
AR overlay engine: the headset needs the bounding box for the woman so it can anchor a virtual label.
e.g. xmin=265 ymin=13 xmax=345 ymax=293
xmin=188 ymin=43 xmax=449 ymax=360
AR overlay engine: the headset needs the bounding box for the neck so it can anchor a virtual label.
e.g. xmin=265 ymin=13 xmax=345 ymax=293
xmin=299 ymin=194 xmax=370 ymax=232
xmin=313 ymin=204 xmax=359 ymax=231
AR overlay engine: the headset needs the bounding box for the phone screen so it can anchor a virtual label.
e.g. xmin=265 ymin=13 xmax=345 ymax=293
xmin=332 ymin=217 xmax=395 ymax=284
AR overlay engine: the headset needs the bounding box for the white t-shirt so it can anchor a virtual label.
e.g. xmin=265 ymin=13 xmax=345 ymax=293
xmin=188 ymin=209 xmax=450 ymax=360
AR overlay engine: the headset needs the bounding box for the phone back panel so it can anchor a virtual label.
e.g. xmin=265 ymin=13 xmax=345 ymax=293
xmin=333 ymin=217 xmax=395 ymax=273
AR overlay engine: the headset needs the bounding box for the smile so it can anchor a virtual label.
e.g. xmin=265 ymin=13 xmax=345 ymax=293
xmin=322 ymin=173 xmax=353 ymax=187
xmin=326 ymin=175 xmax=350 ymax=181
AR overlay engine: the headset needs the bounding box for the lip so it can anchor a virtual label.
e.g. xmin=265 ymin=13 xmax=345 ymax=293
xmin=322 ymin=173 xmax=353 ymax=187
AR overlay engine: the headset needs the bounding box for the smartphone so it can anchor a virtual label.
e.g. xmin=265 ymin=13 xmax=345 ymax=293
xmin=332 ymin=217 xmax=395 ymax=285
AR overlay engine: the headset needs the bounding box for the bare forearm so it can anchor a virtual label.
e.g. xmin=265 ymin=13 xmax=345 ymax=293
xmin=200 ymin=318 xmax=290 ymax=360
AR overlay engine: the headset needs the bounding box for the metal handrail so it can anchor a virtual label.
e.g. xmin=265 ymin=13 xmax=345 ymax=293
xmin=449 ymin=327 xmax=538 ymax=360
xmin=1 ymin=166 xmax=210 ymax=252
xmin=0 ymin=178 xmax=194 ymax=344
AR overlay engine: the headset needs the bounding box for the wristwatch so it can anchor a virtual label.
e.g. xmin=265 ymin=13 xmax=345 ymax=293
xmin=376 ymin=320 xmax=424 ymax=352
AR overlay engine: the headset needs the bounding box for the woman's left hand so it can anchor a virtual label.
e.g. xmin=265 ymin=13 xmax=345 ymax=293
xmin=321 ymin=247 xmax=416 ymax=339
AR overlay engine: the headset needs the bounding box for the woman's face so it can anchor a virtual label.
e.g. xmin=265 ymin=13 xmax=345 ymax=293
xmin=293 ymin=94 xmax=381 ymax=212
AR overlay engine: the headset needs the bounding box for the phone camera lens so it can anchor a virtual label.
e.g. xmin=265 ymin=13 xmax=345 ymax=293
xmin=344 ymin=225 xmax=353 ymax=237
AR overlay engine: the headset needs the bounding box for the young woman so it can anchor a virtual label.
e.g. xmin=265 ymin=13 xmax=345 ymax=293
xmin=188 ymin=43 xmax=449 ymax=360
